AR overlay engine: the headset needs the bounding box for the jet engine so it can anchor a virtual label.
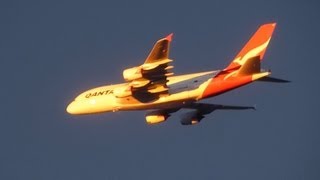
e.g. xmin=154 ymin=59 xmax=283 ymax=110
xmin=180 ymin=111 xmax=205 ymax=125
xmin=145 ymin=111 xmax=169 ymax=124
xmin=113 ymin=86 xmax=132 ymax=98
xmin=123 ymin=67 xmax=143 ymax=81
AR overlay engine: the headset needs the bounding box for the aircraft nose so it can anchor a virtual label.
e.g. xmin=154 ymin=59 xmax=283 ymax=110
xmin=66 ymin=101 xmax=77 ymax=114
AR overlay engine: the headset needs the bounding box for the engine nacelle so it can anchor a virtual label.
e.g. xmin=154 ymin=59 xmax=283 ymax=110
xmin=145 ymin=111 xmax=169 ymax=124
xmin=113 ymin=86 xmax=132 ymax=98
xmin=180 ymin=111 xmax=204 ymax=125
xmin=123 ymin=67 xmax=143 ymax=81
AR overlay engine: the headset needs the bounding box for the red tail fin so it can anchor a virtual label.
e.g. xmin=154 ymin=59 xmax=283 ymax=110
xmin=225 ymin=23 xmax=277 ymax=71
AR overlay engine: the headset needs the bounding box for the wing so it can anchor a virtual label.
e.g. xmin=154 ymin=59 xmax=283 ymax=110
xmin=185 ymin=102 xmax=256 ymax=114
xmin=143 ymin=102 xmax=255 ymax=125
xmin=179 ymin=102 xmax=255 ymax=125
xmin=130 ymin=34 xmax=174 ymax=98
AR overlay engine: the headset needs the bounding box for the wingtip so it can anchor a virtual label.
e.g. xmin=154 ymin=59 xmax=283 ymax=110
xmin=252 ymin=105 xmax=257 ymax=111
xmin=166 ymin=33 xmax=173 ymax=42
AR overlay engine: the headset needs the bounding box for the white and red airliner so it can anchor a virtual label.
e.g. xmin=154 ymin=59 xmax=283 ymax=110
xmin=66 ymin=23 xmax=288 ymax=125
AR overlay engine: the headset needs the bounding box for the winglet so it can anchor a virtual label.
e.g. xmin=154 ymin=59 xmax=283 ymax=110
xmin=145 ymin=34 xmax=173 ymax=63
xmin=165 ymin=33 xmax=173 ymax=42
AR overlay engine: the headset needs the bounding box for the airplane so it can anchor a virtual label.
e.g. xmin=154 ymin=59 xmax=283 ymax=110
xmin=66 ymin=23 xmax=289 ymax=125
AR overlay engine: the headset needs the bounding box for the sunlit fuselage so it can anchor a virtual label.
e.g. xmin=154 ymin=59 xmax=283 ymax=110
xmin=66 ymin=71 xmax=218 ymax=114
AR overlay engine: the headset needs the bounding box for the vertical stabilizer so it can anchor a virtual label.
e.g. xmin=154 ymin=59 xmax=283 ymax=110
xmin=225 ymin=23 xmax=276 ymax=71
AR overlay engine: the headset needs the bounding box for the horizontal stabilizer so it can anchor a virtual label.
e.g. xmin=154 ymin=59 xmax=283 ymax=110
xmin=257 ymin=76 xmax=290 ymax=83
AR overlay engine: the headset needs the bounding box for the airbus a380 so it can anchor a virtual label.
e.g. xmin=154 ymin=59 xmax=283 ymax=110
xmin=66 ymin=23 xmax=289 ymax=125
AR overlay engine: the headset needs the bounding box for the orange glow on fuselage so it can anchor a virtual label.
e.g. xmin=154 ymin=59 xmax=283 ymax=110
xmin=201 ymin=74 xmax=252 ymax=99
xmin=66 ymin=23 xmax=279 ymax=120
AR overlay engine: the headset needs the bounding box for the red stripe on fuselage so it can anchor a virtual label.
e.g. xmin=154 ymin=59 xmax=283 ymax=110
xmin=201 ymin=74 xmax=252 ymax=99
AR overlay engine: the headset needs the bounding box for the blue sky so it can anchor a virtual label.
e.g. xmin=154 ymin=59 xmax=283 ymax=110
xmin=1 ymin=0 xmax=319 ymax=179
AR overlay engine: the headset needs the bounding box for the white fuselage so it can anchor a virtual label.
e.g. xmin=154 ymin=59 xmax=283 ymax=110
xmin=66 ymin=71 xmax=219 ymax=115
